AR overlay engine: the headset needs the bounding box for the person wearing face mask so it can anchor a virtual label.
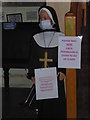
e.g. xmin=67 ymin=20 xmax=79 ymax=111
xmin=29 ymin=6 xmax=66 ymax=119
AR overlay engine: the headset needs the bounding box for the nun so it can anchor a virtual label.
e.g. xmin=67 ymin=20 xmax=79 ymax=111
xmin=29 ymin=6 xmax=66 ymax=119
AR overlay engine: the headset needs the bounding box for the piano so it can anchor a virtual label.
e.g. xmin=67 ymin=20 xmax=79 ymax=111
xmin=2 ymin=22 xmax=40 ymax=88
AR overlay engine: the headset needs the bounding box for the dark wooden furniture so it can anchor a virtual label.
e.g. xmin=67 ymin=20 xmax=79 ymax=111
xmin=2 ymin=22 xmax=40 ymax=88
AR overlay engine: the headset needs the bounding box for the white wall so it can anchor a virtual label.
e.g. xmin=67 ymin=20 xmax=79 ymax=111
xmin=47 ymin=2 xmax=71 ymax=32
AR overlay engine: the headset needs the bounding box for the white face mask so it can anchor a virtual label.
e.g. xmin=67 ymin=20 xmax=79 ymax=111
xmin=39 ymin=20 xmax=53 ymax=30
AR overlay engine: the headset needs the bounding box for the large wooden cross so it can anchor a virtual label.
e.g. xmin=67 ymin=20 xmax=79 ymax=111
xmin=39 ymin=51 xmax=53 ymax=68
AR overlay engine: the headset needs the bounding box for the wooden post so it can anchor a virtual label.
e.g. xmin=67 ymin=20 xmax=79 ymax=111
xmin=83 ymin=2 xmax=86 ymax=27
xmin=65 ymin=12 xmax=77 ymax=118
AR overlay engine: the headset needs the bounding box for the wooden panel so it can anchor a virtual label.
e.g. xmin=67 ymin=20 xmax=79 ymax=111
xmin=70 ymin=2 xmax=83 ymax=35
xmin=83 ymin=2 xmax=86 ymax=27
xmin=77 ymin=2 xmax=83 ymax=35
xmin=70 ymin=2 xmax=78 ymax=15
xmin=65 ymin=12 xmax=77 ymax=118
xmin=66 ymin=69 xmax=77 ymax=118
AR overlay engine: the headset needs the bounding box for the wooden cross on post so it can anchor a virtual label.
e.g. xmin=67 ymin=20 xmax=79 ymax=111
xmin=39 ymin=51 xmax=53 ymax=68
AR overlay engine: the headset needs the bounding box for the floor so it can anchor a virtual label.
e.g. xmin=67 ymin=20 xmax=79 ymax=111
xmin=2 ymin=69 xmax=36 ymax=120
xmin=2 ymin=88 xmax=38 ymax=120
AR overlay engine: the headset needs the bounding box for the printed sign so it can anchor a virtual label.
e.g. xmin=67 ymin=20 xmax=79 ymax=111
xmin=35 ymin=67 xmax=58 ymax=100
xmin=58 ymin=36 xmax=82 ymax=69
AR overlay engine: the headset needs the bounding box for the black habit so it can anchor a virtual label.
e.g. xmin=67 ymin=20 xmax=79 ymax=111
xmin=29 ymin=30 xmax=66 ymax=119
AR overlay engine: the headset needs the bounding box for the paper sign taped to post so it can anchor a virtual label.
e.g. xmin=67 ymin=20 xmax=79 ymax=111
xmin=35 ymin=67 xmax=58 ymax=100
xmin=58 ymin=36 xmax=82 ymax=69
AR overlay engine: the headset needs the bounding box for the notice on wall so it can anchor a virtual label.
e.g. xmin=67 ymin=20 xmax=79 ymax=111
xmin=58 ymin=36 xmax=82 ymax=69
xmin=35 ymin=67 xmax=58 ymax=100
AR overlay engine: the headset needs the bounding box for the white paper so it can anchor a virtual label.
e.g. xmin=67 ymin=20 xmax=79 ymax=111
xmin=58 ymin=36 xmax=82 ymax=69
xmin=35 ymin=67 xmax=58 ymax=100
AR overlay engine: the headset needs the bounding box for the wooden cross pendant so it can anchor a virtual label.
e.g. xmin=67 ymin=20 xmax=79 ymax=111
xmin=39 ymin=51 xmax=53 ymax=68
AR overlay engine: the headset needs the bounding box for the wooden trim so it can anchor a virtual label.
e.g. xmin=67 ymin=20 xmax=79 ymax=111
xmin=66 ymin=69 xmax=77 ymax=118
xmin=2 ymin=2 xmax=46 ymax=7
xmin=70 ymin=2 xmax=78 ymax=15
xmin=70 ymin=2 xmax=83 ymax=35
xmin=83 ymin=2 xmax=86 ymax=27
xmin=65 ymin=12 xmax=77 ymax=119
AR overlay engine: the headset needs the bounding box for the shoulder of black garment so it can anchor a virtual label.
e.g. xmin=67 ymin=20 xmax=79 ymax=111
xmin=37 ymin=28 xmax=57 ymax=34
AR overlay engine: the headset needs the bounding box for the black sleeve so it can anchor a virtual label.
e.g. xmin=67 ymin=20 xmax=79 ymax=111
xmin=57 ymin=68 xmax=66 ymax=75
xmin=27 ymin=36 xmax=35 ymax=79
